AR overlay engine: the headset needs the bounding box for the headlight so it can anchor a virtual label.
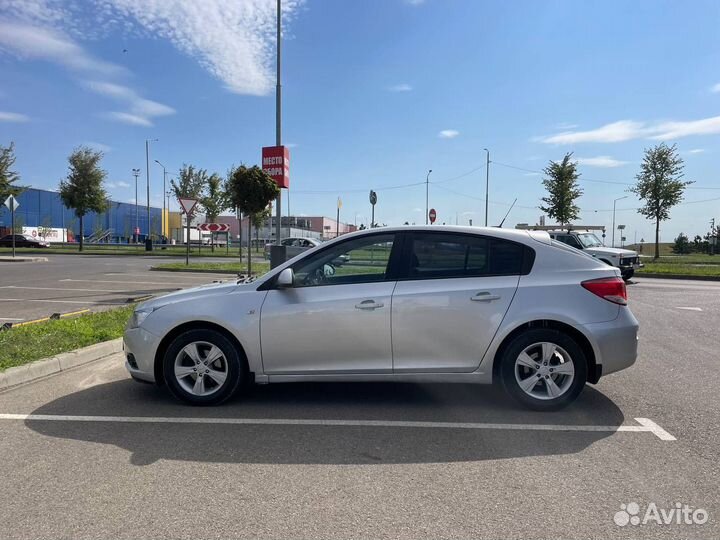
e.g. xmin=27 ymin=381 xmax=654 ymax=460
xmin=128 ymin=307 xmax=157 ymax=329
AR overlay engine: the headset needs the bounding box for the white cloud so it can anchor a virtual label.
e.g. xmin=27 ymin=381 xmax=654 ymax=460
xmin=649 ymin=116 xmax=720 ymax=140
xmin=0 ymin=22 xmax=124 ymax=76
xmin=84 ymin=80 xmax=174 ymax=125
xmin=389 ymin=83 xmax=412 ymax=92
xmin=438 ymin=129 xmax=459 ymax=139
xmin=0 ymin=111 xmax=29 ymax=122
xmin=3 ymin=0 xmax=305 ymax=96
xmin=555 ymin=122 xmax=578 ymax=130
xmin=537 ymin=116 xmax=720 ymax=144
xmin=711 ymin=83 xmax=720 ymax=93
xmin=105 ymin=111 xmax=153 ymax=127
xmin=538 ymin=120 xmax=645 ymax=144
xmin=576 ymin=156 xmax=628 ymax=168
xmin=688 ymin=148 xmax=705 ymax=154
xmin=84 ymin=141 xmax=111 ymax=152
xmin=97 ymin=0 xmax=305 ymax=95
xmin=404 ymin=0 xmax=426 ymax=5
xmin=523 ymin=172 xmax=540 ymax=177
xmin=107 ymin=180 xmax=131 ymax=189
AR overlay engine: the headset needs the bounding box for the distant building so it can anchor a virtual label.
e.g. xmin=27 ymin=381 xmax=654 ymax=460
xmin=0 ymin=187 xmax=162 ymax=242
xmin=214 ymin=215 xmax=357 ymax=244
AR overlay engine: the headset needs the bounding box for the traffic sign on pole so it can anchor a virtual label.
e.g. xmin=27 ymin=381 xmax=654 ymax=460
xmin=178 ymin=197 xmax=198 ymax=215
xmin=198 ymin=223 xmax=230 ymax=232
xmin=4 ymin=195 xmax=20 ymax=258
xmin=429 ymin=208 xmax=437 ymax=224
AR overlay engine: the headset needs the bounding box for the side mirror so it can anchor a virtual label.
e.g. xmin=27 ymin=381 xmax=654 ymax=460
xmin=276 ymin=267 xmax=294 ymax=288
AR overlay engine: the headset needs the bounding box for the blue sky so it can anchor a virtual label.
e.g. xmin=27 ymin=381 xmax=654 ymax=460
xmin=1 ymin=0 xmax=719 ymax=242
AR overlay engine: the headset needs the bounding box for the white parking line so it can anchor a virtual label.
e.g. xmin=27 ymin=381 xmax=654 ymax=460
xmin=0 ymin=298 xmax=110 ymax=305
xmin=0 ymin=317 xmax=23 ymax=321
xmin=0 ymin=285 xmax=171 ymax=293
xmin=0 ymin=414 xmax=676 ymax=441
xmin=675 ymin=306 xmax=703 ymax=312
xmin=59 ymin=279 xmax=202 ymax=286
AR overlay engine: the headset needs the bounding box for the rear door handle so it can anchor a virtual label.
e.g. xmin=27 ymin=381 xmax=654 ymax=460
xmin=471 ymin=292 xmax=501 ymax=302
xmin=355 ymin=300 xmax=384 ymax=310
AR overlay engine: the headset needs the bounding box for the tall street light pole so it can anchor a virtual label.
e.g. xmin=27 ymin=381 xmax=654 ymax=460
xmin=483 ymin=148 xmax=490 ymax=226
xmin=425 ymin=169 xmax=432 ymax=225
xmin=155 ymin=159 xmax=167 ymax=238
xmin=132 ymin=168 xmax=140 ymax=242
xmin=145 ymin=139 xmax=158 ymax=240
xmin=274 ymin=0 xmax=282 ymax=246
xmin=612 ymin=195 xmax=628 ymax=247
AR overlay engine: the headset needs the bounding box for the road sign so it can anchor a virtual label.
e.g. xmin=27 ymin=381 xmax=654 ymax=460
xmin=4 ymin=194 xmax=19 ymax=211
xmin=429 ymin=208 xmax=437 ymax=224
xmin=178 ymin=197 xmax=198 ymax=215
xmin=198 ymin=223 xmax=230 ymax=232
xmin=369 ymin=190 xmax=377 ymax=205
xmin=262 ymin=146 xmax=290 ymax=188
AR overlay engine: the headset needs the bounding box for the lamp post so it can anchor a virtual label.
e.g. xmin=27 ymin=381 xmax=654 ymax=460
xmin=154 ymin=159 xmax=167 ymax=238
xmin=145 ymin=138 xmax=158 ymax=240
xmin=425 ymin=169 xmax=433 ymax=225
xmin=274 ymin=0 xmax=282 ymax=246
xmin=612 ymin=195 xmax=628 ymax=248
xmin=132 ymin=168 xmax=140 ymax=242
xmin=483 ymin=148 xmax=490 ymax=226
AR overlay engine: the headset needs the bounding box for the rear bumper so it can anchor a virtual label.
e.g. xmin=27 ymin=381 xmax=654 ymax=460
xmin=583 ymin=308 xmax=639 ymax=377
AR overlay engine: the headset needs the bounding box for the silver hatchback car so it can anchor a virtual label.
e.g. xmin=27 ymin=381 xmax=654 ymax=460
xmin=124 ymin=226 xmax=638 ymax=410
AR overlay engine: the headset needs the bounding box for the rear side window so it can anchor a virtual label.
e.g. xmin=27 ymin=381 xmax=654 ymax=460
xmin=408 ymin=233 xmax=528 ymax=279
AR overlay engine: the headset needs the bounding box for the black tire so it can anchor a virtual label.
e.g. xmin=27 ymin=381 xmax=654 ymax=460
xmin=163 ymin=328 xmax=245 ymax=405
xmin=622 ymin=268 xmax=634 ymax=281
xmin=499 ymin=328 xmax=588 ymax=411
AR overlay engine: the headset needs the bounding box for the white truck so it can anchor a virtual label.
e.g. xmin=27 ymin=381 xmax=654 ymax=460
xmin=516 ymin=225 xmax=643 ymax=280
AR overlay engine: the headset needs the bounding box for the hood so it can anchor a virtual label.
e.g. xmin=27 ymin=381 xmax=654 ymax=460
xmin=137 ymin=280 xmax=244 ymax=310
xmin=586 ymin=246 xmax=637 ymax=257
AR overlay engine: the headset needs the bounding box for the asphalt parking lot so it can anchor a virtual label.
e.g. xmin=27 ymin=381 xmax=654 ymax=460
xmin=0 ymin=275 xmax=718 ymax=539
xmin=0 ymin=254 xmax=235 ymax=322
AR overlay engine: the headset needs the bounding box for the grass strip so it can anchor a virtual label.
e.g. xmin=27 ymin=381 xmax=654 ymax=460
xmin=0 ymin=305 xmax=135 ymax=371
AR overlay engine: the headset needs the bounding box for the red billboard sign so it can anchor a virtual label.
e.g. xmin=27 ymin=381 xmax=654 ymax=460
xmin=262 ymin=146 xmax=290 ymax=189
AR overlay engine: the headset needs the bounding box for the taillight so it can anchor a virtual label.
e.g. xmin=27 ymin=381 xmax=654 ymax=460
xmin=581 ymin=277 xmax=627 ymax=305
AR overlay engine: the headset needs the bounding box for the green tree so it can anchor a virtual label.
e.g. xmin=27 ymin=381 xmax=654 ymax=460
xmin=225 ymin=165 xmax=279 ymax=273
xmin=170 ymin=164 xmax=207 ymax=202
xmin=672 ymin=232 xmax=691 ymax=254
xmin=0 ymin=142 xmax=25 ymax=202
xmin=629 ymin=143 xmax=692 ymax=260
xmin=540 ymin=153 xmax=583 ymax=226
xmin=59 ymin=147 xmax=109 ymax=252
xmin=201 ymin=173 xmax=229 ymax=252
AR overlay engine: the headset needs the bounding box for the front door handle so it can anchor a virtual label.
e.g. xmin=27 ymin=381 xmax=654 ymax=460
xmin=355 ymin=299 xmax=384 ymax=310
xmin=471 ymin=291 xmax=501 ymax=302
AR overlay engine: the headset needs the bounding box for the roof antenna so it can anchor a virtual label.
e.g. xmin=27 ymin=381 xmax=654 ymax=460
xmin=497 ymin=199 xmax=517 ymax=228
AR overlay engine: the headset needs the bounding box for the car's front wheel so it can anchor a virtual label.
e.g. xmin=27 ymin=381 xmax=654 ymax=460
xmin=162 ymin=329 xmax=245 ymax=405
xmin=499 ymin=329 xmax=588 ymax=411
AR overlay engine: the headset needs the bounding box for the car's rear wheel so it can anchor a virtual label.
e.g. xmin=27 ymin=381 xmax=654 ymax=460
xmin=162 ymin=329 xmax=244 ymax=405
xmin=500 ymin=328 xmax=588 ymax=411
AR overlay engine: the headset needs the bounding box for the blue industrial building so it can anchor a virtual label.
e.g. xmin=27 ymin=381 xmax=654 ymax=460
xmin=0 ymin=187 xmax=162 ymax=242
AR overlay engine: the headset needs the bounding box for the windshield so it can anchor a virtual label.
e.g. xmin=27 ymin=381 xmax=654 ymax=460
xmin=576 ymin=233 xmax=603 ymax=248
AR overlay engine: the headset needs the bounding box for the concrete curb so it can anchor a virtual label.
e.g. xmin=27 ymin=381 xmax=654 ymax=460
xmin=0 ymin=338 xmax=122 ymax=391
xmin=0 ymin=256 xmax=48 ymax=263
xmin=635 ymin=273 xmax=720 ymax=282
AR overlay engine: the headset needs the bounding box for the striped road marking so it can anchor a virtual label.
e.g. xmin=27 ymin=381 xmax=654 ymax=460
xmin=0 ymin=414 xmax=675 ymax=441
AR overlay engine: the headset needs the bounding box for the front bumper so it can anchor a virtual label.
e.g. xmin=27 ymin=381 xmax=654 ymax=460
xmin=583 ymin=308 xmax=639 ymax=377
xmin=123 ymin=327 xmax=162 ymax=383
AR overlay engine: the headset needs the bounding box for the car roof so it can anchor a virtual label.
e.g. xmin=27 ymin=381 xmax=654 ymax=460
xmin=331 ymin=225 xmax=544 ymax=245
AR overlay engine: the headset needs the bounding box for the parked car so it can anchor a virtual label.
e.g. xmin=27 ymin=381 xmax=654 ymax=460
xmin=547 ymin=230 xmax=642 ymax=281
xmin=264 ymin=237 xmax=322 ymax=259
xmin=124 ymin=226 xmax=638 ymax=410
xmin=0 ymin=234 xmax=50 ymax=248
